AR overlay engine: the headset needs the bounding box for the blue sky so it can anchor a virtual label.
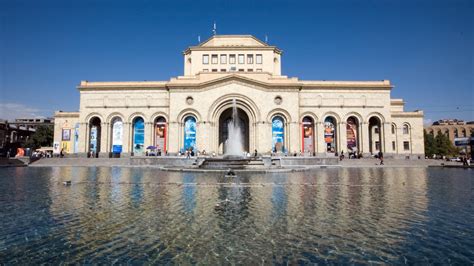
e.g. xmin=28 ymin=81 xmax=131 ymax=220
xmin=1 ymin=0 xmax=473 ymax=124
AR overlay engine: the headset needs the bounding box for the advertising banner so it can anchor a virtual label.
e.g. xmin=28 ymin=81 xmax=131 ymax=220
xmin=112 ymin=120 xmax=123 ymax=153
xmin=272 ymin=117 xmax=284 ymax=152
xmin=133 ymin=119 xmax=144 ymax=154
xmin=62 ymin=129 xmax=71 ymax=141
xmin=74 ymin=123 xmax=79 ymax=153
xmin=303 ymin=125 xmax=313 ymax=152
xmin=346 ymin=120 xmax=357 ymax=150
xmin=90 ymin=126 xmax=98 ymax=153
xmin=184 ymin=117 xmax=196 ymax=150
xmin=155 ymin=124 xmax=166 ymax=151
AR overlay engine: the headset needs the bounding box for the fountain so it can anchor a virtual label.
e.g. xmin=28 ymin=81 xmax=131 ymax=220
xmin=224 ymin=99 xmax=244 ymax=159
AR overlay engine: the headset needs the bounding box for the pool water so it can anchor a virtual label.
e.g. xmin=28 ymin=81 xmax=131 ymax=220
xmin=0 ymin=167 xmax=472 ymax=264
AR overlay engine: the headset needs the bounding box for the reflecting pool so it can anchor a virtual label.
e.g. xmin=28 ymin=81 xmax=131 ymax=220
xmin=0 ymin=167 xmax=472 ymax=264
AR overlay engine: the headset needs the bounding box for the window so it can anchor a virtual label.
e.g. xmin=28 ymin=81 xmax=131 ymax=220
xmin=211 ymin=54 xmax=218 ymax=64
xmin=391 ymin=124 xmax=395 ymax=134
xmin=230 ymin=66 xmax=236 ymax=72
xmin=238 ymin=69 xmax=244 ymax=72
xmin=374 ymin=127 xmax=379 ymax=134
xmin=238 ymin=54 xmax=244 ymax=64
xmin=247 ymin=54 xmax=254 ymax=64
xmin=203 ymin=54 xmax=209 ymax=64
xmin=212 ymin=69 xmax=217 ymax=72
xmin=403 ymin=141 xmax=410 ymax=151
xmin=256 ymin=68 xmax=262 ymax=72
xmin=229 ymin=54 xmax=236 ymax=64
xmin=256 ymin=54 xmax=262 ymax=64
xmin=202 ymin=69 xmax=209 ymax=72
xmin=220 ymin=69 xmax=226 ymax=72
xmin=220 ymin=55 xmax=227 ymax=64
xmin=392 ymin=141 xmax=396 ymax=151
xmin=247 ymin=69 xmax=253 ymax=72
xmin=375 ymin=141 xmax=380 ymax=151
xmin=403 ymin=125 xmax=409 ymax=134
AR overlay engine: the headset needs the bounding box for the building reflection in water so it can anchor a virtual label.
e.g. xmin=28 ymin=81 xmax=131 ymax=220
xmin=39 ymin=167 xmax=435 ymax=263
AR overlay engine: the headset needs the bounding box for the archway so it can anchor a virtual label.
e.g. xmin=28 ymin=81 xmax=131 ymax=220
xmin=88 ymin=117 xmax=101 ymax=156
xmin=110 ymin=117 xmax=123 ymax=155
xmin=272 ymin=116 xmax=285 ymax=153
xmin=346 ymin=116 xmax=359 ymax=154
xmin=368 ymin=116 xmax=382 ymax=154
xmin=132 ymin=117 xmax=145 ymax=155
xmin=219 ymin=107 xmax=249 ymax=154
xmin=302 ymin=116 xmax=315 ymax=153
xmin=324 ymin=116 xmax=337 ymax=153
xmin=154 ymin=116 xmax=167 ymax=153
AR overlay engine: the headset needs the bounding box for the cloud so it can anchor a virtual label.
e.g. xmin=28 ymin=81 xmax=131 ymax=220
xmin=0 ymin=102 xmax=49 ymax=121
xmin=423 ymin=118 xmax=433 ymax=126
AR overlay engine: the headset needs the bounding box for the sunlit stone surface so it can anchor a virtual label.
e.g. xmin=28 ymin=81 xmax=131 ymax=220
xmin=0 ymin=167 xmax=472 ymax=264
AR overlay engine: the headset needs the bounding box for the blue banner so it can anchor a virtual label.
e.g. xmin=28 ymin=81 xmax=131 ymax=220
xmin=184 ymin=116 xmax=196 ymax=150
xmin=272 ymin=116 xmax=284 ymax=152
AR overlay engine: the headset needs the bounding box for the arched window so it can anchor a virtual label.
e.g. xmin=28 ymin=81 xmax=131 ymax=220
xmin=403 ymin=124 xmax=409 ymax=135
xmin=454 ymin=129 xmax=458 ymax=138
xmin=391 ymin=124 xmax=396 ymax=134
xmin=183 ymin=116 xmax=197 ymax=151
xmin=368 ymin=117 xmax=382 ymax=153
xmin=324 ymin=116 xmax=337 ymax=153
xmin=272 ymin=116 xmax=285 ymax=153
xmin=461 ymin=128 xmax=466 ymax=137
xmin=132 ymin=117 xmax=145 ymax=155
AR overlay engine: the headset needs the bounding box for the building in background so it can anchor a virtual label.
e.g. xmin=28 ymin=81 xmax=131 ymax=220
xmin=54 ymin=35 xmax=425 ymax=158
xmin=0 ymin=118 xmax=54 ymax=156
xmin=425 ymin=119 xmax=474 ymax=156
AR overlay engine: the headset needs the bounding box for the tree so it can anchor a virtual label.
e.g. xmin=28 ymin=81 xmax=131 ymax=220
xmin=24 ymin=125 xmax=54 ymax=150
xmin=424 ymin=130 xmax=436 ymax=157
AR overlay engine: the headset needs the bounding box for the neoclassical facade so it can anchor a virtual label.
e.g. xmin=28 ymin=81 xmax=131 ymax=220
xmin=54 ymin=35 xmax=424 ymax=158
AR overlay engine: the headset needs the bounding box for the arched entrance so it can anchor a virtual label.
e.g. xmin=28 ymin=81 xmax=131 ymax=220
xmin=346 ymin=116 xmax=359 ymax=154
xmin=110 ymin=117 xmax=123 ymax=156
xmin=368 ymin=116 xmax=382 ymax=154
xmin=302 ymin=116 xmax=315 ymax=153
xmin=324 ymin=116 xmax=337 ymax=153
xmin=154 ymin=116 xmax=167 ymax=153
xmin=219 ymin=107 xmax=249 ymax=154
xmin=88 ymin=117 xmax=101 ymax=157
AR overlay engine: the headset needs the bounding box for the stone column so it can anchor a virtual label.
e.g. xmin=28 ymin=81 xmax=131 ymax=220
xmin=339 ymin=122 xmax=347 ymax=154
xmin=78 ymin=122 xmax=88 ymax=157
xmin=316 ymin=122 xmax=325 ymax=156
xmin=99 ymin=122 xmax=109 ymax=158
xmin=383 ymin=122 xmax=393 ymax=156
xmin=168 ymin=121 xmax=180 ymax=154
xmin=361 ymin=122 xmax=370 ymax=156
xmin=144 ymin=122 xmax=153 ymax=150
xmin=122 ymin=122 xmax=131 ymax=157
xmin=288 ymin=121 xmax=299 ymax=155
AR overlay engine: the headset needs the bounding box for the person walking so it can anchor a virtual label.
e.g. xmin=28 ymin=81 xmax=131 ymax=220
xmin=378 ymin=151 xmax=384 ymax=165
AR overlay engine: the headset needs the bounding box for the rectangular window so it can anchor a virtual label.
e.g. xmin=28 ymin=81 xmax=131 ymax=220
xmin=375 ymin=141 xmax=380 ymax=151
xmin=238 ymin=54 xmax=244 ymax=64
xmin=392 ymin=141 xmax=396 ymax=151
xmin=256 ymin=54 xmax=262 ymax=64
xmin=212 ymin=69 xmax=217 ymax=72
xmin=229 ymin=54 xmax=236 ymax=64
xmin=230 ymin=66 xmax=236 ymax=72
xmin=203 ymin=69 xmax=209 ymax=72
xmin=220 ymin=69 xmax=226 ymax=72
xmin=374 ymin=127 xmax=379 ymax=134
xmin=256 ymin=68 xmax=262 ymax=72
xmin=404 ymin=141 xmax=410 ymax=151
xmin=247 ymin=54 xmax=254 ymax=64
xmin=220 ymin=55 xmax=227 ymax=64
xmin=238 ymin=69 xmax=244 ymax=72
xmin=247 ymin=69 xmax=253 ymax=72
xmin=203 ymin=54 xmax=209 ymax=64
xmin=211 ymin=54 xmax=218 ymax=64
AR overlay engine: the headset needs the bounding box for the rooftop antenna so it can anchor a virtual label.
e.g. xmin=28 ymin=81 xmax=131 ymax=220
xmin=265 ymin=34 xmax=268 ymax=43
xmin=212 ymin=21 xmax=217 ymax=35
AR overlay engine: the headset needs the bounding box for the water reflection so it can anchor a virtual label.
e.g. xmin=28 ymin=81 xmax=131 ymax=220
xmin=0 ymin=167 xmax=472 ymax=264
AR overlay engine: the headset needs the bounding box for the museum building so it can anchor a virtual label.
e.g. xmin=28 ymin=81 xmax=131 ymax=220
xmin=53 ymin=35 xmax=424 ymax=158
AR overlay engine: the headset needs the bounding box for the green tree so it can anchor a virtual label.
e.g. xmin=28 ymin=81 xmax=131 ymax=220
xmin=24 ymin=125 xmax=54 ymax=150
xmin=433 ymin=131 xmax=459 ymax=157
xmin=424 ymin=130 xmax=436 ymax=157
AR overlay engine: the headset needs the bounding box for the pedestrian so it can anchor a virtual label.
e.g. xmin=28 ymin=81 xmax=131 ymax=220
xmin=254 ymin=149 xmax=258 ymax=157
xmin=6 ymin=150 xmax=10 ymax=158
xmin=378 ymin=151 xmax=384 ymax=165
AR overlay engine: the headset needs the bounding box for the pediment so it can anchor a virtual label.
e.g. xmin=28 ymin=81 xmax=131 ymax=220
xmin=199 ymin=35 xmax=267 ymax=47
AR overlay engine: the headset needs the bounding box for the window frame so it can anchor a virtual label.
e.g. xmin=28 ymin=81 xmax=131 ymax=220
xmin=202 ymin=54 xmax=209 ymax=65
xmin=256 ymin=54 xmax=262 ymax=64
xmin=238 ymin=54 xmax=245 ymax=64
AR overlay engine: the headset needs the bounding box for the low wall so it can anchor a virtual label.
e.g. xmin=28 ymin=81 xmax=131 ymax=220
xmin=130 ymin=157 xmax=196 ymax=167
xmin=279 ymin=157 xmax=339 ymax=166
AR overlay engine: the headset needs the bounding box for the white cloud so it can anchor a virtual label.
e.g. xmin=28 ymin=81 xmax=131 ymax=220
xmin=0 ymin=102 xmax=49 ymax=121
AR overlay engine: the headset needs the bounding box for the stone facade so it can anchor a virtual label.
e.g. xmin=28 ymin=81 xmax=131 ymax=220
xmin=54 ymin=35 xmax=424 ymax=158
xmin=425 ymin=119 xmax=474 ymax=155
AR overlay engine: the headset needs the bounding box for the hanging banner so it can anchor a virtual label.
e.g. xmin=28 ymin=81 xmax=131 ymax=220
xmin=155 ymin=123 xmax=166 ymax=151
xmin=303 ymin=124 xmax=313 ymax=153
xmin=184 ymin=117 xmax=196 ymax=150
xmin=324 ymin=120 xmax=336 ymax=152
xmin=272 ymin=117 xmax=284 ymax=152
xmin=74 ymin=123 xmax=79 ymax=153
xmin=90 ymin=126 xmax=98 ymax=153
xmin=346 ymin=120 xmax=357 ymax=151
xmin=133 ymin=119 xmax=145 ymax=154
xmin=112 ymin=120 xmax=123 ymax=154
